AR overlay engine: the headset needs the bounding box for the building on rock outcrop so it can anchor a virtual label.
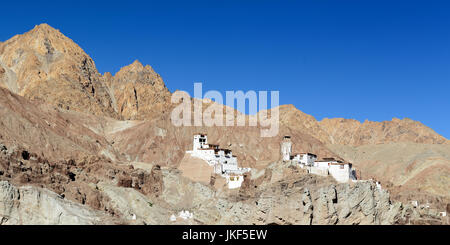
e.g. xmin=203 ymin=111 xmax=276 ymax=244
xmin=281 ymin=135 xmax=357 ymax=183
xmin=291 ymin=153 xmax=317 ymax=167
xmin=186 ymin=134 xmax=251 ymax=189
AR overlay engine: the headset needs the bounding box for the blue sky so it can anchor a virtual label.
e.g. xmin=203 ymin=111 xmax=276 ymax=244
xmin=1 ymin=0 xmax=449 ymax=138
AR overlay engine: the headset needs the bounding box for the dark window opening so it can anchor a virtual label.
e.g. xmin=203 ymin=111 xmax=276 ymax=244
xmin=68 ymin=172 xmax=76 ymax=181
xmin=21 ymin=151 xmax=30 ymax=160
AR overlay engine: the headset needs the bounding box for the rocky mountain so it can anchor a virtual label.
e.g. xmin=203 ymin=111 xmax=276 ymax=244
xmin=103 ymin=60 xmax=171 ymax=120
xmin=318 ymin=117 xmax=448 ymax=145
xmin=278 ymin=104 xmax=448 ymax=146
xmin=0 ymin=24 xmax=448 ymax=224
xmin=0 ymin=24 xmax=171 ymax=121
xmin=1 ymin=24 xmax=446 ymax=147
xmin=0 ymin=24 xmax=116 ymax=117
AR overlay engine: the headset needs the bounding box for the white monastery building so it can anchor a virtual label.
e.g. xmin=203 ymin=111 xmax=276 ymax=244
xmin=292 ymin=153 xmax=317 ymax=167
xmin=186 ymin=134 xmax=251 ymax=189
xmin=170 ymin=210 xmax=194 ymax=222
xmin=281 ymin=136 xmax=357 ymax=183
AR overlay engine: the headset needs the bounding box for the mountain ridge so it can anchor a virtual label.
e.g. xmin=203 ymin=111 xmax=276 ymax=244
xmin=2 ymin=23 xmax=446 ymax=146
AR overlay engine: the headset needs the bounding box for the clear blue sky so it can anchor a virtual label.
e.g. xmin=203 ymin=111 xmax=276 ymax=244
xmin=1 ymin=0 xmax=449 ymax=139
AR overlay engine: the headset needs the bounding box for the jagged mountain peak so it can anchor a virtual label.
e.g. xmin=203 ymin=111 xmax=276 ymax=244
xmin=3 ymin=23 xmax=85 ymax=58
xmin=121 ymin=59 xmax=145 ymax=70
xmin=115 ymin=59 xmax=158 ymax=76
xmin=31 ymin=23 xmax=60 ymax=34
xmin=130 ymin=59 xmax=143 ymax=67
xmin=0 ymin=24 xmax=174 ymax=120
xmin=107 ymin=58 xmax=171 ymax=120
xmin=0 ymin=24 xmax=116 ymax=117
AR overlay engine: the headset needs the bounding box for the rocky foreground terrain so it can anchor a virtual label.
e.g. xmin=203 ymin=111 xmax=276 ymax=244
xmin=0 ymin=24 xmax=448 ymax=224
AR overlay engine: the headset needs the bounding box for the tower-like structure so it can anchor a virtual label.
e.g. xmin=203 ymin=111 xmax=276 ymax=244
xmin=193 ymin=133 xmax=208 ymax=151
xmin=281 ymin=136 xmax=292 ymax=161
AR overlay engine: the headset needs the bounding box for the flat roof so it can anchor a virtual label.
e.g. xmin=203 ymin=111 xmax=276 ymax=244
xmin=299 ymin=153 xmax=317 ymax=156
xmin=329 ymin=162 xmax=350 ymax=166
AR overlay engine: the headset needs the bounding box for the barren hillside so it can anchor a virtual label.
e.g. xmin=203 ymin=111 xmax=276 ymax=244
xmin=327 ymin=143 xmax=450 ymax=210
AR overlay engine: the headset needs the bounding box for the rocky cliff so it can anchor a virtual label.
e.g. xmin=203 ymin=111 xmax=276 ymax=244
xmin=218 ymin=161 xmax=446 ymax=225
xmin=0 ymin=181 xmax=121 ymax=225
xmin=0 ymin=129 xmax=446 ymax=225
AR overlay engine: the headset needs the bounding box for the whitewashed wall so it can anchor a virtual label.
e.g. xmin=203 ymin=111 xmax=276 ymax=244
xmin=328 ymin=164 xmax=350 ymax=183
